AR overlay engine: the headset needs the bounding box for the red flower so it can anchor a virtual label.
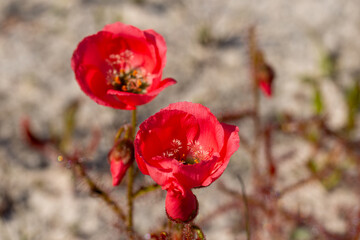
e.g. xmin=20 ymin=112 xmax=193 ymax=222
xmin=135 ymin=102 xmax=240 ymax=222
xmin=71 ymin=22 xmax=176 ymax=110
xmin=108 ymin=139 xmax=134 ymax=186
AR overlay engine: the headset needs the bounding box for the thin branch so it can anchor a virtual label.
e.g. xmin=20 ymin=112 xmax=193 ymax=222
xmin=73 ymin=159 xmax=126 ymax=222
xmin=217 ymin=109 xmax=255 ymax=122
xmin=133 ymin=183 xmax=161 ymax=199
xmin=238 ymin=175 xmax=251 ymax=240
xmin=277 ymin=176 xmax=316 ymax=199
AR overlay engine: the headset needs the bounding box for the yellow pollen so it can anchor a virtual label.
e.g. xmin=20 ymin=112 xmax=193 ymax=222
xmin=136 ymin=79 xmax=142 ymax=87
xmin=57 ymin=155 xmax=64 ymax=162
xmin=114 ymin=76 xmax=121 ymax=84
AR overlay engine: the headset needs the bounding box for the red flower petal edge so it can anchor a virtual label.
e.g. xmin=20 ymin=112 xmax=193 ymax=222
xmin=71 ymin=22 xmax=176 ymax=110
xmin=135 ymin=101 xmax=240 ymax=222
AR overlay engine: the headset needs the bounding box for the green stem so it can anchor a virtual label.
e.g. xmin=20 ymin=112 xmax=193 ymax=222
xmin=131 ymin=109 xmax=137 ymax=139
xmin=126 ymin=109 xmax=137 ymax=237
xmin=127 ymin=163 xmax=134 ymax=235
xmin=133 ymin=183 xmax=161 ymax=199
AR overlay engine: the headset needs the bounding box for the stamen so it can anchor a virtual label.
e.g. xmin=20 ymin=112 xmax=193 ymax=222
xmin=106 ymin=51 xmax=149 ymax=94
xmin=162 ymin=139 xmax=212 ymax=165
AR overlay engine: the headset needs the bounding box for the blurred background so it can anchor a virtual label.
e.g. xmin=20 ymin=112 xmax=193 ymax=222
xmin=0 ymin=0 xmax=359 ymax=239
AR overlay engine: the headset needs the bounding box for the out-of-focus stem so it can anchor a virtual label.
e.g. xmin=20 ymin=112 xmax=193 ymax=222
xmin=252 ymin=78 xmax=261 ymax=178
xmin=264 ymin=127 xmax=276 ymax=183
xmin=133 ymin=183 xmax=160 ymax=199
xmin=248 ymin=26 xmax=261 ymax=179
xmin=277 ymin=175 xmax=316 ymax=198
xmin=238 ymin=175 xmax=251 ymax=240
xmin=74 ymin=160 xmax=126 ymax=222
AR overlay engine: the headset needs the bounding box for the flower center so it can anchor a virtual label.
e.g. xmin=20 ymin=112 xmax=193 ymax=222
xmin=162 ymin=139 xmax=212 ymax=165
xmin=106 ymin=51 xmax=149 ymax=94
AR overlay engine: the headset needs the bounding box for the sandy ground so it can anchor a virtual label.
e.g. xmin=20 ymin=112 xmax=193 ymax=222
xmin=0 ymin=0 xmax=360 ymax=239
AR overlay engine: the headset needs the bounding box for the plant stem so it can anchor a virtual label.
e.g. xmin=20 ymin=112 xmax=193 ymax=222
xmin=131 ymin=109 xmax=137 ymax=139
xmin=126 ymin=109 xmax=137 ymax=237
xmin=133 ymin=183 xmax=161 ymax=199
xmin=238 ymin=175 xmax=251 ymax=240
xmin=248 ymin=26 xmax=261 ymax=180
xmin=127 ymin=164 xmax=135 ymax=236
xmin=252 ymin=77 xmax=261 ymax=178
xmin=183 ymin=223 xmax=193 ymax=240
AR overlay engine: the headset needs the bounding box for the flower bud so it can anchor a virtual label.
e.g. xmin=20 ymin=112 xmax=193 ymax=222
xmin=165 ymin=189 xmax=198 ymax=223
xmin=257 ymin=64 xmax=275 ymax=97
xmin=108 ymin=139 xmax=134 ymax=186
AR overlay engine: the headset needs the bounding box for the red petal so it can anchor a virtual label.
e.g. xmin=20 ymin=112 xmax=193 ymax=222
xmin=202 ymin=123 xmax=240 ymax=186
xmin=144 ymin=29 xmax=167 ymax=79
xmin=103 ymin=22 xmax=144 ymax=36
xmin=172 ymin=154 xmax=219 ymax=188
xmin=74 ymin=66 xmax=132 ymax=109
xmin=142 ymin=155 xmax=219 ymax=189
xmin=136 ymin=109 xmax=199 ymax=160
xmin=102 ymin=22 xmax=157 ymax=72
xmin=164 ymin=102 xmax=224 ymax=152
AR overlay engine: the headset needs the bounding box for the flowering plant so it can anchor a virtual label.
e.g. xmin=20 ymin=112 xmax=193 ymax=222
xmin=71 ymin=22 xmax=176 ymax=110
xmin=21 ymin=19 xmax=360 ymax=240
xmin=135 ymin=102 xmax=240 ymax=222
